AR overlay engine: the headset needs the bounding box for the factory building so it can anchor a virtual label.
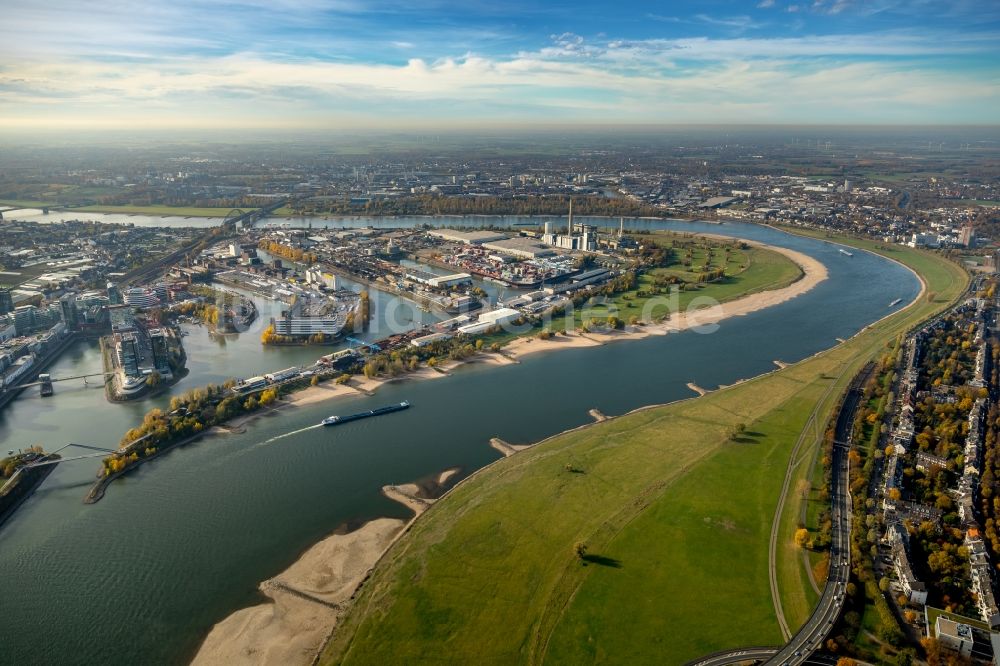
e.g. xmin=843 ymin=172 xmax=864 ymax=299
xmin=428 ymin=273 xmax=472 ymax=288
xmin=305 ymin=266 xmax=338 ymax=290
xmin=480 ymin=237 xmax=555 ymax=259
xmin=457 ymin=307 xmax=520 ymax=335
xmin=404 ymin=268 xmax=472 ymax=289
xmin=541 ymin=200 xmax=597 ymax=252
xmin=410 ymin=332 xmax=453 ymax=347
xmin=428 ymin=229 xmax=508 ymax=245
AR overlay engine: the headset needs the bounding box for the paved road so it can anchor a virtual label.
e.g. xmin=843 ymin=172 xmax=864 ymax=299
xmin=766 ymin=359 xmax=854 ymax=640
xmin=762 ymin=365 xmax=871 ymax=665
xmin=688 ymin=648 xmax=863 ymax=666
xmin=687 ymin=646 xmax=781 ymax=666
xmin=687 ymin=365 xmax=873 ymax=666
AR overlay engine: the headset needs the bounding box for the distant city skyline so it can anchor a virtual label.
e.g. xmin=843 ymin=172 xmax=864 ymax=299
xmin=1 ymin=0 xmax=998 ymax=130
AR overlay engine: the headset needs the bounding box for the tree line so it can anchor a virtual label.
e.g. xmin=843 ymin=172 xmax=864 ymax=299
xmin=289 ymin=194 xmax=669 ymax=218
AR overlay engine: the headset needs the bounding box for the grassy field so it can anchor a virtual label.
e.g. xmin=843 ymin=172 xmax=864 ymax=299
xmin=474 ymin=241 xmax=801 ymax=348
xmin=321 ymin=234 xmax=967 ymax=665
xmin=770 ymin=227 xmax=969 ymax=632
xmin=602 ymin=244 xmax=802 ymax=324
xmin=0 ymin=199 xmax=55 ymax=210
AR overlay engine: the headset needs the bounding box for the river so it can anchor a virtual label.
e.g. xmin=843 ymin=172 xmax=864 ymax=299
xmin=0 ymin=218 xmax=919 ymax=665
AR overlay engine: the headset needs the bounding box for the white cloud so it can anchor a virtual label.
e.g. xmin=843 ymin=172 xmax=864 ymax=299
xmin=1 ymin=44 xmax=996 ymax=128
xmin=0 ymin=10 xmax=997 ymax=128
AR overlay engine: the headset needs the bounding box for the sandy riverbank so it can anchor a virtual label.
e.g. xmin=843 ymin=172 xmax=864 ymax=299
xmin=191 ymin=474 xmax=449 ymax=666
xmin=186 ymin=238 xmax=828 ymax=664
xmin=276 ymin=353 xmax=516 ymax=412
xmin=190 ymin=517 xmax=404 ymax=666
xmin=207 ymin=240 xmax=823 ymax=429
xmin=503 ymin=242 xmax=826 ymax=362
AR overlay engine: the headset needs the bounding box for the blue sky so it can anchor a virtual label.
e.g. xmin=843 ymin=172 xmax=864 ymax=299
xmin=0 ymin=0 xmax=997 ymax=129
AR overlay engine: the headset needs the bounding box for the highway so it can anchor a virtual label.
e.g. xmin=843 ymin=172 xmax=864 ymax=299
xmin=686 ymin=364 xmax=873 ymax=666
xmin=691 ymin=649 xmax=870 ymax=666
xmin=687 ymin=646 xmax=781 ymax=666
xmin=762 ymin=364 xmax=871 ymax=665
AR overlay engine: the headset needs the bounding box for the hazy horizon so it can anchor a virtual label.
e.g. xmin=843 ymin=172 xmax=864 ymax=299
xmin=2 ymin=0 xmax=998 ymax=131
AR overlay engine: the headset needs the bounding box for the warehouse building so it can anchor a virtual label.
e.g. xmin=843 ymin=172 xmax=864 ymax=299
xmin=428 ymin=229 xmax=508 ymax=245
xmin=457 ymin=307 xmax=521 ymax=336
xmin=404 ymin=268 xmax=472 ymax=289
xmin=480 ymin=237 xmax=555 ymax=259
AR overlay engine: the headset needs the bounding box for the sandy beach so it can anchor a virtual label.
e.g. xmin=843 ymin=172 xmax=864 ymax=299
xmin=190 ymin=517 xmax=404 ymax=666
xmin=489 ymin=437 xmax=531 ymax=457
xmin=190 ymin=474 xmax=448 ymax=666
xmin=187 ymin=238 xmax=828 ymax=665
xmin=213 ymin=240 xmax=824 ymax=429
xmin=503 ymin=243 xmax=827 ymax=362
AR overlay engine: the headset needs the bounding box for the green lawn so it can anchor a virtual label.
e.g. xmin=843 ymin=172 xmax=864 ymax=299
xmin=605 ymin=245 xmax=802 ymax=324
xmin=0 ymin=199 xmax=54 ymax=209
xmin=321 ymin=234 xmax=966 ymax=665
xmin=473 ymin=242 xmax=800 ymax=348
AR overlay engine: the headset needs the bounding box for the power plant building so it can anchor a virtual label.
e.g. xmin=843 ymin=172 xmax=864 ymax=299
xmin=541 ymin=200 xmax=596 ymax=252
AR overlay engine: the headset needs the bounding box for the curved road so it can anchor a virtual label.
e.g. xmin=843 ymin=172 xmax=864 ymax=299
xmin=688 ymin=365 xmax=871 ymax=666
xmin=691 ymin=650 xmax=871 ymax=666
xmin=766 ymin=359 xmax=854 ymax=641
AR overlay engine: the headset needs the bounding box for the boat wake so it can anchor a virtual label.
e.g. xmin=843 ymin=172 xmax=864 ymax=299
xmin=258 ymin=424 xmax=323 ymax=447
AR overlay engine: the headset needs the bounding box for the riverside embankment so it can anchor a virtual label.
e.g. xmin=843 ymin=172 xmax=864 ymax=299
xmin=84 ymin=238 xmax=820 ymax=507
xmin=0 ymin=220 xmax=921 ymax=666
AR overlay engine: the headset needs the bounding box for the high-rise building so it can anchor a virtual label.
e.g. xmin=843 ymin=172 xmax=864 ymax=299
xmin=148 ymin=328 xmax=169 ymax=372
xmin=12 ymin=305 xmax=36 ymax=335
xmin=116 ymin=332 xmax=141 ymax=377
xmin=59 ymin=293 xmax=78 ymax=329
xmin=0 ymin=288 xmax=13 ymax=315
xmin=959 ymin=225 xmax=974 ymax=248
xmin=107 ymin=282 xmax=124 ymax=305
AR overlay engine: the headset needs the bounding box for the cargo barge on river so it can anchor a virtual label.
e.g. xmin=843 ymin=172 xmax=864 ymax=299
xmin=322 ymin=401 xmax=410 ymax=426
